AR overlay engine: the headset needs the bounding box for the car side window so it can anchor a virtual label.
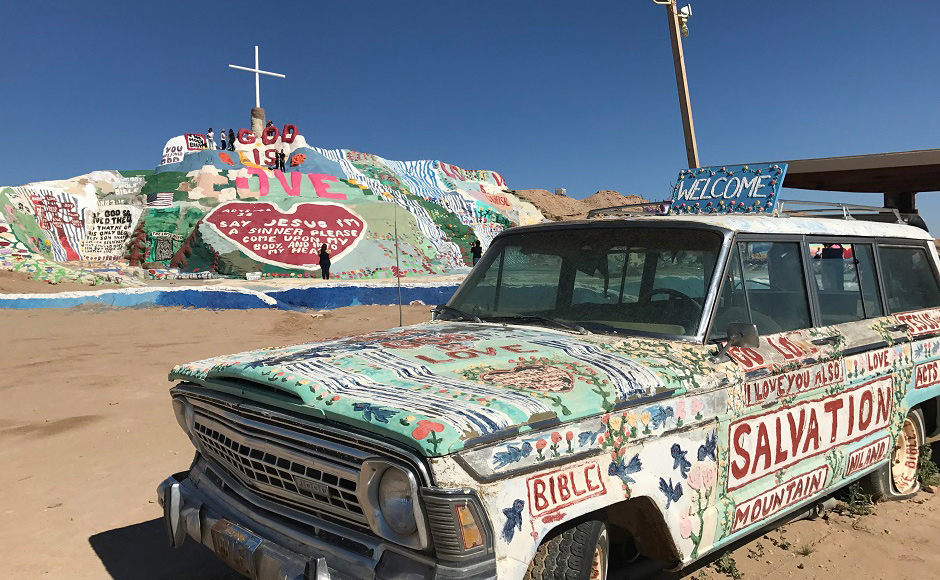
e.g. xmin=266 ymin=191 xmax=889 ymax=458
xmin=809 ymin=242 xmax=883 ymax=325
xmin=710 ymin=241 xmax=812 ymax=337
xmin=709 ymin=245 xmax=749 ymax=339
xmin=742 ymin=241 xmax=813 ymax=334
xmin=878 ymin=245 xmax=940 ymax=313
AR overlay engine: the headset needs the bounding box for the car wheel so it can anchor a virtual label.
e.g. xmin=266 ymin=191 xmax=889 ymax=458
xmin=865 ymin=408 xmax=924 ymax=500
xmin=525 ymin=519 xmax=609 ymax=580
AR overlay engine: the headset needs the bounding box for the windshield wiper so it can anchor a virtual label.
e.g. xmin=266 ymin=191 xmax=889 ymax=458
xmin=433 ymin=304 xmax=482 ymax=322
xmin=482 ymin=315 xmax=590 ymax=335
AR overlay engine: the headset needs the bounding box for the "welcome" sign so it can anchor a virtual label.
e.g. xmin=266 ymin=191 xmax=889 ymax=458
xmin=670 ymin=163 xmax=787 ymax=215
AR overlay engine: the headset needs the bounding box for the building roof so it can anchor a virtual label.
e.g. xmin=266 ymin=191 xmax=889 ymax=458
xmin=782 ymin=149 xmax=940 ymax=193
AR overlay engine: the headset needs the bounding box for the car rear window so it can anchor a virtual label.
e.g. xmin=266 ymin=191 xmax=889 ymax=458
xmin=878 ymin=245 xmax=940 ymax=313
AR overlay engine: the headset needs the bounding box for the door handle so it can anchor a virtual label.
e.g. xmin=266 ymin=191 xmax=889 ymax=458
xmin=811 ymin=335 xmax=841 ymax=346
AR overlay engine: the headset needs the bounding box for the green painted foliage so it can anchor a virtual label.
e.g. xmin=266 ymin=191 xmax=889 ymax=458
xmin=139 ymin=171 xmax=187 ymax=200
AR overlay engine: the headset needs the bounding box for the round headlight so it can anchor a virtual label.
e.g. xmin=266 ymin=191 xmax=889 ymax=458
xmin=378 ymin=467 xmax=417 ymax=536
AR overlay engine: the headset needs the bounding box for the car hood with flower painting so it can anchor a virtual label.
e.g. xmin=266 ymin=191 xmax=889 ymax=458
xmin=170 ymin=321 xmax=726 ymax=457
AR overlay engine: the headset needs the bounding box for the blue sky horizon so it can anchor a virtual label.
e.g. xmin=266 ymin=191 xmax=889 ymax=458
xmin=2 ymin=0 xmax=938 ymax=226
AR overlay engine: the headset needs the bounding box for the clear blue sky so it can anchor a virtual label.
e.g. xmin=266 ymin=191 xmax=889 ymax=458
xmin=3 ymin=0 xmax=939 ymax=227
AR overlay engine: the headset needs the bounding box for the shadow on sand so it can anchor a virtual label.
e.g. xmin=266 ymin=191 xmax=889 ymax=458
xmin=89 ymin=518 xmax=242 ymax=580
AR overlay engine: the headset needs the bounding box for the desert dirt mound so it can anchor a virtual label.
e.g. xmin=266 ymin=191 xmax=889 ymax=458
xmin=510 ymin=189 xmax=649 ymax=221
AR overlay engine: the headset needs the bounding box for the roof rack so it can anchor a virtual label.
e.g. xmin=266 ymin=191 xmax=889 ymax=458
xmin=586 ymin=199 xmax=911 ymax=226
xmin=586 ymin=202 xmax=671 ymax=218
xmin=773 ymin=200 xmax=903 ymax=223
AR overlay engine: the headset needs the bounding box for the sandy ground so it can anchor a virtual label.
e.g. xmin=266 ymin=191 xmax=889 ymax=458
xmin=1 ymin=305 xmax=938 ymax=580
xmin=0 ymin=305 xmax=431 ymax=580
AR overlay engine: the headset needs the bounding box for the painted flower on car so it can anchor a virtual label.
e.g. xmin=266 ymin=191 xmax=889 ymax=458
xmin=412 ymin=419 xmax=445 ymax=440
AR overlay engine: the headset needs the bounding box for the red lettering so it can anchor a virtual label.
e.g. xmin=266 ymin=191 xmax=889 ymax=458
xmin=557 ymin=473 xmax=571 ymax=501
xmin=752 ymin=423 xmax=772 ymax=474
xmin=731 ymin=424 xmax=752 ymax=481
xmin=527 ymin=463 xmax=608 ymax=518
xmin=823 ymin=399 xmax=843 ymax=443
xmin=264 ymin=149 xmax=277 ymax=165
xmin=262 ymin=125 xmax=279 ymax=145
xmin=447 ymin=347 xmax=497 ymax=359
xmin=728 ymin=346 xmax=765 ymax=370
xmin=502 ymin=344 xmax=539 ymax=354
xmin=877 ymin=384 xmax=892 ymax=424
xmin=448 ymin=350 xmax=479 ymax=360
xmin=769 ymin=335 xmax=804 ymax=360
xmin=847 ymin=394 xmax=855 ymax=437
xmin=846 ymin=456 xmax=860 ymax=473
xmin=571 ymin=472 xmax=586 ymax=496
xmin=237 ymin=128 xmax=256 ymax=144
xmin=584 ymin=465 xmax=601 ymax=491
xmin=803 ymin=409 xmax=820 ymax=454
xmin=415 ymin=354 xmax=452 ymax=364
xmin=859 ymin=390 xmax=873 ymax=430
xmin=774 ymin=417 xmax=788 ymax=464
xmin=787 ymin=409 xmax=806 ymax=456
xmin=532 ymin=480 xmax=549 ymax=512
xmin=281 ymin=124 xmax=297 ymax=143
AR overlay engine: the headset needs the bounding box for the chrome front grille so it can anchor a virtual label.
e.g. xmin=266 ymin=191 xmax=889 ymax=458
xmin=190 ymin=402 xmax=373 ymax=533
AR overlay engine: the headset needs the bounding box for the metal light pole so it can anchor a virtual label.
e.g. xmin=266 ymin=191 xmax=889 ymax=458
xmin=653 ymin=0 xmax=699 ymax=169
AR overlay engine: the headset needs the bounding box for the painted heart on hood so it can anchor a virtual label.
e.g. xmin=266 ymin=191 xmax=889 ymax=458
xmin=481 ymin=364 xmax=575 ymax=392
xmin=204 ymin=201 xmax=366 ymax=270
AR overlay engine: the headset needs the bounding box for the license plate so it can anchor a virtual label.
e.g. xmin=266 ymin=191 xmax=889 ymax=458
xmin=211 ymin=519 xmax=262 ymax=577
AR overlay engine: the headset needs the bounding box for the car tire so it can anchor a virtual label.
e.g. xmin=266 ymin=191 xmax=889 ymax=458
xmin=865 ymin=408 xmax=925 ymax=501
xmin=525 ymin=519 xmax=608 ymax=580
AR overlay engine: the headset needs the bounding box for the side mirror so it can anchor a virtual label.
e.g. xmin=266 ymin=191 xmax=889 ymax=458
xmin=711 ymin=323 xmax=760 ymax=363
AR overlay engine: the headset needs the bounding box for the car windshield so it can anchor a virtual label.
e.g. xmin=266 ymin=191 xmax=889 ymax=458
xmin=446 ymin=226 xmax=724 ymax=337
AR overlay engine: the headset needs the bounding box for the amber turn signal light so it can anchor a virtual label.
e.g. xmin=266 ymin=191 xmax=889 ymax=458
xmin=455 ymin=504 xmax=484 ymax=550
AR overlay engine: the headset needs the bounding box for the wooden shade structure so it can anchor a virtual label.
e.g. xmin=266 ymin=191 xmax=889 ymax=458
xmin=781 ymin=149 xmax=940 ymax=213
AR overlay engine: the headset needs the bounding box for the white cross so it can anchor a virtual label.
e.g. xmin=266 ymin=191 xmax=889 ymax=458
xmin=228 ymin=46 xmax=286 ymax=109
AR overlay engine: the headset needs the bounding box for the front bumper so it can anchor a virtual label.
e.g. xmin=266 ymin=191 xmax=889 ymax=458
xmin=157 ymin=466 xmax=496 ymax=580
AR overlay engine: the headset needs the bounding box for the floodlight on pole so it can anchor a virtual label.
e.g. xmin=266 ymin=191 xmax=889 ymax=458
xmin=651 ymin=0 xmax=699 ymax=168
xmin=678 ymin=4 xmax=692 ymax=37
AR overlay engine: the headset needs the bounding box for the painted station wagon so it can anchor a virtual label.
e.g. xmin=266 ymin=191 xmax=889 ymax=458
xmin=158 ymin=164 xmax=940 ymax=580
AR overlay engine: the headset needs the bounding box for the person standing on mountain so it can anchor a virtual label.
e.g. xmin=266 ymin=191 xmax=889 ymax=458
xmin=470 ymin=240 xmax=483 ymax=266
xmin=319 ymin=244 xmax=331 ymax=280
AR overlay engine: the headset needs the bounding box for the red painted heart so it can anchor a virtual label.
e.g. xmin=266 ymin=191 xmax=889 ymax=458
xmin=481 ymin=364 xmax=575 ymax=392
xmin=204 ymin=201 xmax=366 ymax=270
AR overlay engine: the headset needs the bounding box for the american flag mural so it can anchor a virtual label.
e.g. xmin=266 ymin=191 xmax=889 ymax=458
xmin=146 ymin=192 xmax=174 ymax=207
